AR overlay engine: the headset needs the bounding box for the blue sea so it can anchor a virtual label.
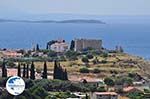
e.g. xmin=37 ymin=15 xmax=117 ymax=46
xmin=0 ymin=22 xmax=150 ymax=59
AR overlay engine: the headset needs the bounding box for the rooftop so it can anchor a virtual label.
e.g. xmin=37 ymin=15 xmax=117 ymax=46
xmin=94 ymin=92 xmax=118 ymax=95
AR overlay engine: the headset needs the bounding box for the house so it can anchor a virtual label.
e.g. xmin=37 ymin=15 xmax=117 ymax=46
xmin=7 ymin=68 xmax=17 ymax=76
xmin=74 ymin=39 xmax=102 ymax=51
xmin=2 ymin=50 xmax=22 ymax=58
xmin=123 ymin=86 xmax=143 ymax=93
xmin=91 ymin=92 xmax=118 ymax=99
xmin=50 ymin=40 xmax=68 ymax=52
xmin=70 ymin=76 xmax=104 ymax=87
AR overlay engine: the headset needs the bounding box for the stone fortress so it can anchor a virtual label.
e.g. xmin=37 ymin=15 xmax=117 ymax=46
xmin=74 ymin=38 xmax=102 ymax=51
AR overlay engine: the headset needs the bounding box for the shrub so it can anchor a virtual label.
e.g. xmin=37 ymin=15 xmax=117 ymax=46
xmin=81 ymin=57 xmax=89 ymax=63
xmin=104 ymin=77 xmax=115 ymax=86
xmin=86 ymin=54 xmax=94 ymax=59
xmin=93 ymin=68 xmax=100 ymax=73
xmin=101 ymin=53 xmax=108 ymax=58
xmin=97 ymin=86 xmax=106 ymax=92
xmin=32 ymin=87 xmax=48 ymax=99
xmin=79 ymin=67 xmax=90 ymax=73
xmin=101 ymin=60 xmax=107 ymax=64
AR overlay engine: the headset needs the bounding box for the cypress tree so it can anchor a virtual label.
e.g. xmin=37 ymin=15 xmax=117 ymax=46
xmin=42 ymin=61 xmax=47 ymax=79
xmin=23 ymin=64 xmax=26 ymax=78
xmin=46 ymin=43 xmax=49 ymax=49
xmin=53 ymin=60 xmax=58 ymax=79
xmin=53 ymin=60 xmax=68 ymax=80
xmin=70 ymin=40 xmax=75 ymax=50
xmin=57 ymin=62 xmax=62 ymax=79
xmin=85 ymin=94 xmax=88 ymax=99
xmin=30 ymin=61 xmax=35 ymax=80
xmin=36 ymin=44 xmax=40 ymax=51
xmin=17 ymin=63 xmax=21 ymax=77
xmin=26 ymin=64 xmax=29 ymax=78
xmin=64 ymin=69 xmax=68 ymax=80
xmin=2 ymin=61 xmax=7 ymax=77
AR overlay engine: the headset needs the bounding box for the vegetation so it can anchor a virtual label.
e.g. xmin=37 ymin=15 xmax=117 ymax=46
xmin=70 ymin=40 xmax=75 ymax=50
xmin=42 ymin=61 xmax=48 ymax=79
xmin=23 ymin=64 xmax=26 ymax=78
xmin=26 ymin=64 xmax=29 ymax=78
xmin=2 ymin=61 xmax=7 ymax=78
xmin=79 ymin=67 xmax=90 ymax=73
xmin=53 ymin=60 xmax=68 ymax=80
xmin=81 ymin=57 xmax=89 ymax=63
xmin=0 ymin=78 xmax=107 ymax=98
xmin=127 ymin=91 xmax=144 ymax=99
xmin=17 ymin=63 xmax=21 ymax=77
xmin=86 ymin=54 xmax=94 ymax=59
xmin=104 ymin=77 xmax=115 ymax=87
xmin=30 ymin=62 xmax=35 ymax=80
xmin=92 ymin=68 xmax=101 ymax=73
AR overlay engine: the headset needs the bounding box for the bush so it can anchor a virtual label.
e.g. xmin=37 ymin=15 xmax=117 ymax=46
xmin=101 ymin=60 xmax=107 ymax=64
xmin=127 ymin=92 xmax=144 ymax=99
xmin=82 ymin=57 xmax=89 ymax=63
xmin=32 ymin=87 xmax=48 ymax=99
xmin=79 ymin=67 xmax=90 ymax=73
xmin=104 ymin=77 xmax=115 ymax=86
xmin=48 ymin=50 xmax=57 ymax=57
xmin=65 ymin=50 xmax=78 ymax=61
xmin=115 ymin=77 xmax=133 ymax=86
xmin=93 ymin=68 xmax=100 ymax=73
xmin=101 ymin=53 xmax=108 ymax=58
xmin=6 ymin=60 xmax=16 ymax=68
xmin=97 ymin=86 xmax=106 ymax=92
xmin=86 ymin=54 xmax=94 ymax=59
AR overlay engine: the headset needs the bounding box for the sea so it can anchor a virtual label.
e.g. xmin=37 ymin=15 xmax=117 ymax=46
xmin=0 ymin=21 xmax=150 ymax=59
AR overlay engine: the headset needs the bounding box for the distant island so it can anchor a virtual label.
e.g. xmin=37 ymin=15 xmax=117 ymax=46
xmin=0 ymin=19 xmax=105 ymax=24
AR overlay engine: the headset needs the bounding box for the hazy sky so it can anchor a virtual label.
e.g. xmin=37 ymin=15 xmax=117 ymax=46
xmin=0 ymin=0 xmax=150 ymax=16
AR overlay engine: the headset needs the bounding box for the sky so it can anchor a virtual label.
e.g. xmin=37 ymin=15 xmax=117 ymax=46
xmin=0 ymin=0 xmax=150 ymax=16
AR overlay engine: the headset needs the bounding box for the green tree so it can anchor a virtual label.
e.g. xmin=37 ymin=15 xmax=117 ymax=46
xmin=17 ymin=63 xmax=21 ymax=77
xmin=63 ymin=69 xmax=68 ymax=80
xmin=53 ymin=60 xmax=58 ymax=79
xmin=70 ymin=40 xmax=75 ymax=50
xmin=32 ymin=87 xmax=48 ymax=99
xmin=42 ymin=61 xmax=47 ymax=79
xmin=93 ymin=68 xmax=100 ymax=73
xmin=104 ymin=77 xmax=115 ymax=87
xmin=82 ymin=57 xmax=89 ymax=64
xmin=36 ymin=44 xmax=40 ymax=51
xmin=2 ymin=61 xmax=7 ymax=77
xmin=53 ymin=60 xmax=68 ymax=80
xmin=30 ymin=62 xmax=35 ymax=80
xmin=26 ymin=64 xmax=29 ymax=78
xmin=86 ymin=54 xmax=94 ymax=59
xmin=23 ymin=64 xmax=26 ymax=78
xmin=127 ymin=92 xmax=144 ymax=99
xmin=79 ymin=67 xmax=90 ymax=73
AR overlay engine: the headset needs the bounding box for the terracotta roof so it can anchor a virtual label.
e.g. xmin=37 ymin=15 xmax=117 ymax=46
xmin=123 ymin=86 xmax=138 ymax=92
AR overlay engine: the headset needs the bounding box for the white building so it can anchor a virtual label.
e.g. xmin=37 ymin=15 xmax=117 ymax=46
xmin=91 ymin=92 xmax=118 ymax=99
xmin=50 ymin=42 xmax=68 ymax=52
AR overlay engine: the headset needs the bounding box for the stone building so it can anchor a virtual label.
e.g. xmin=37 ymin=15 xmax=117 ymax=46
xmin=74 ymin=39 xmax=102 ymax=51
